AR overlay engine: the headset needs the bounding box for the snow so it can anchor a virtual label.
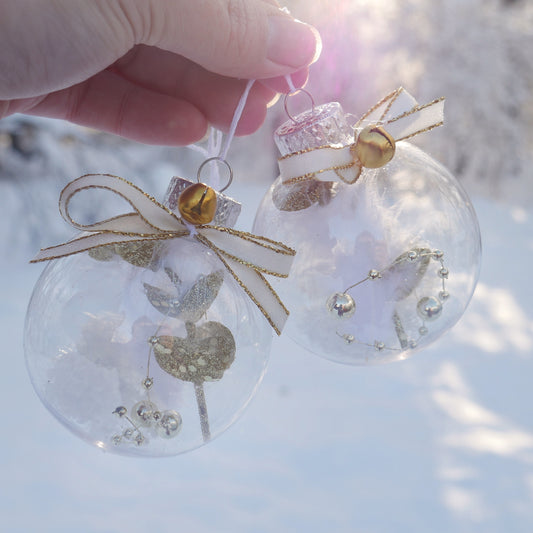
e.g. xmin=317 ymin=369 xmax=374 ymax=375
xmin=2 ymin=177 xmax=532 ymax=532
xmin=1 ymin=0 xmax=533 ymax=530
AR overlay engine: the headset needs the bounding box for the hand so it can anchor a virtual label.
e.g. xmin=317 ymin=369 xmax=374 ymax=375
xmin=0 ymin=0 xmax=321 ymax=145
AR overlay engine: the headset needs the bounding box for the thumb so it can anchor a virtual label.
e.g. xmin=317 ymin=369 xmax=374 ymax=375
xmin=134 ymin=0 xmax=321 ymax=79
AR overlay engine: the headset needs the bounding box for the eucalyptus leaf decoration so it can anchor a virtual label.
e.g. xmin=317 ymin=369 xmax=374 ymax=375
xmin=143 ymin=269 xmax=224 ymax=323
xmin=144 ymin=268 xmax=233 ymax=442
xmin=385 ymin=248 xmax=432 ymax=301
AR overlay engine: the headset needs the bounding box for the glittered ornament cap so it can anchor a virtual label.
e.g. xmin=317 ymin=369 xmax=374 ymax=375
xmin=275 ymin=100 xmax=354 ymax=155
xmin=165 ymin=176 xmax=241 ymax=228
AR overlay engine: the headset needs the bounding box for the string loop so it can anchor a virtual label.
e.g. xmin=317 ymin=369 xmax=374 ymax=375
xmin=196 ymin=157 xmax=233 ymax=193
xmin=284 ymin=88 xmax=316 ymax=125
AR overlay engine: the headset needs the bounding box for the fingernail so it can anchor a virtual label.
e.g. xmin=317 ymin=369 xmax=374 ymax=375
xmin=267 ymin=16 xmax=322 ymax=68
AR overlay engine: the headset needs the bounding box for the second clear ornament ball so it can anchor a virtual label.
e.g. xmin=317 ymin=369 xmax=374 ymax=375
xmin=253 ymin=100 xmax=481 ymax=365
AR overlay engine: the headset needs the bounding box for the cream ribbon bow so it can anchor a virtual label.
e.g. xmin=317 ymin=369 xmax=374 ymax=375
xmin=278 ymin=87 xmax=445 ymax=184
xmin=32 ymin=174 xmax=296 ymax=335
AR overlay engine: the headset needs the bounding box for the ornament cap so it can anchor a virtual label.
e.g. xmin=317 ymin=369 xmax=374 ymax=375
xmin=164 ymin=177 xmax=241 ymax=228
xmin=275 ymin=101 xmax=353 ymax=155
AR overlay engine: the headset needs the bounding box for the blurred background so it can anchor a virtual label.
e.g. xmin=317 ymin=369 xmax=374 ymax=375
xmin=1 ymin=0 xmax=532 ymax=531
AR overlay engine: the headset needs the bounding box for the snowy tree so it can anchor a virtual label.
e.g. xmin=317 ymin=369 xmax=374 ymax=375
xmin=286 ymin=0 xmax=533 ymax=203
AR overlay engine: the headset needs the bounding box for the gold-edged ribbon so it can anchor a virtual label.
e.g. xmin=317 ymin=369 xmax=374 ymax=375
xmin=31 ymin=173 xmax=296 ymax=335
xmin=278 ymin=87 xmax=445 ymax=185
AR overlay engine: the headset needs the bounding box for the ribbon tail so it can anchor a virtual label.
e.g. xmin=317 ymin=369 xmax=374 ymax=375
xmin=355 ymin=88 xmax=445 ymax=142
xmin=385 ymin=97 xmax=445 ymax=142
xmin=197 ymin=235 xmax=289 ymax=335
xmin=355 ymin=88 xmax=406 ymax=126
xmin=198 ymin=226 xmax=296 ymax=277
xmin=31 ymin=232 xmax=180 ymax=262
xmin=380 ymin=87 xmax=418 ymax=122
xmin=220 ymin=253 xmax=289 ymax=336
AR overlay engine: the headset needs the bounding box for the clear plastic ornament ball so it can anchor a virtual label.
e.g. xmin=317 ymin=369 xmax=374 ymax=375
xmin=253 ymin=102 xmax=481 ymax=365
xmin=24 ymin=182 xmax=272 ymax=457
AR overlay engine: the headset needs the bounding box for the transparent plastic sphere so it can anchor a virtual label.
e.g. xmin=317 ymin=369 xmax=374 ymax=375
xmin=24 ymin=237 xmax=272 ymax=456
xmin=253 ymin=142 xmax=481 ymax=365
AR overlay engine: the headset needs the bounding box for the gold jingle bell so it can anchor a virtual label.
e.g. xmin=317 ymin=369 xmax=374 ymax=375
xmin=353 ymin=125 xmax=396 ymax=169
xmin=178 ymin=183 xmax=217 ymax=225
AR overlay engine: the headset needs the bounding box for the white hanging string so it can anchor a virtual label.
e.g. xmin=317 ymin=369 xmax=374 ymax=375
xmin=185 ymin=141 xmax=208 ymax=158
xmin=285 ymin=74 xmax=297 ymax=93
xmin=187 ymin=79 xmax=255 ymax=191
xmin=220 ymin=79 xmax=255 ymax=161
xmin=206 ymin=127 xmax=223 ymax=189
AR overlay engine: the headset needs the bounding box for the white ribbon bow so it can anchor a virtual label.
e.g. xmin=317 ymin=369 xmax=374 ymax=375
xmin=32 ymin=174 xmax=296 ymax=335
xmin=278 ymin=87 xmax=445 ymax=184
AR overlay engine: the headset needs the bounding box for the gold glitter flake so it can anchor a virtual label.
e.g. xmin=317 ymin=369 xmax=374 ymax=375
xmin=88 ymin=241 xmax=160 ymax=269
xmin=272 ymin=180 xmax=339 ymax=211
xmin=152 ymin=321 xmax=236 ymax=383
